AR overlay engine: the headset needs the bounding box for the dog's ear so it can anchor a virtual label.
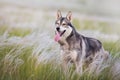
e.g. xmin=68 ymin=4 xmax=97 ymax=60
xmin=57 ymin=10 xmax=62 ymax=19
xmin=66 ymin=11 xmax=72 ymax=21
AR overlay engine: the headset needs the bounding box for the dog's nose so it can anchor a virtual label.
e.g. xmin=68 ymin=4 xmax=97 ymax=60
xmin=56 ymin=27 xmax=60 ymax=31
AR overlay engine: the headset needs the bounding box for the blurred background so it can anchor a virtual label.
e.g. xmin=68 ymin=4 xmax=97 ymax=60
xmin=0 ymin=0 xmax=120 ymax=40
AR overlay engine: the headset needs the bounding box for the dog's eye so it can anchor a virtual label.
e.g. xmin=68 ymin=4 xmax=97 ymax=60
xmin=56 ymin=23 xmax=59 ymax=25
xmin=62 ymin=23 xmax=66 ymax=26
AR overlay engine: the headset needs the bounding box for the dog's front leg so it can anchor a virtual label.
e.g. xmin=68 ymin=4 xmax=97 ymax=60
xmin=75 ymin=61 xmax=83 ymax=75
xmin=61 ymin=59 xmax=69 ymax=75
xmin=60 ymin=50 xmax=70 ymax=75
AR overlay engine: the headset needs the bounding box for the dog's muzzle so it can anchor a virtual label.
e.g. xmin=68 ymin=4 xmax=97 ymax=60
xmin=56 ymin=27 xmax=66 ymax=36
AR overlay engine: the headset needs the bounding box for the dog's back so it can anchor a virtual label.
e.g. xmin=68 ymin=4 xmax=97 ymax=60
xmin=83 ymin=36 xmax=102 ymax=57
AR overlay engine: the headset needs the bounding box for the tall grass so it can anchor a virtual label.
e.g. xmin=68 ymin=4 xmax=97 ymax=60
xmin=0 ymin=26 xmax=32 ymax=37
xmin=0 ymin=26 xmax=120 ymax=80
xmin=0 ymin=15 xmax=120 ymax=80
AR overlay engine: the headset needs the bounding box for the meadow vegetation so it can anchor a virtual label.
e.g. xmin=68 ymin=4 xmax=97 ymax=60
xmin=0 ymin=20 xmax=120 ymax=80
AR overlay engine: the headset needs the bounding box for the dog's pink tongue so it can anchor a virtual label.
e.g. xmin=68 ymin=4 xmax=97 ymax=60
xmin=54 ymin=32 xmax=60 ymax=42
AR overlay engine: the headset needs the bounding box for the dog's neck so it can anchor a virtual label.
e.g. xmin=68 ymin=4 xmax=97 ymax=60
xmin=66 ymin=23 xmax=81 ymax=42
xmin=66 ymin=28 xmax=81 ymax=45
xmin=60 ymin=24 xmax=82 ymax=50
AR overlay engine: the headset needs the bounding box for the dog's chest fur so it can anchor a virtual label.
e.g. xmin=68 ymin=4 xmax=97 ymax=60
xmin=60 ymin=35 xmax=83 ymax=62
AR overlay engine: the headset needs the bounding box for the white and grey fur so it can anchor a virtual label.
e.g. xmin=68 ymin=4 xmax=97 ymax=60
xmin=55 ymin=10 xmax=109 ymax=74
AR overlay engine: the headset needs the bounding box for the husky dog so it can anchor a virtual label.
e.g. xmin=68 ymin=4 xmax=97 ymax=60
xmin=54 ymin=10 xmax=109 ymax=74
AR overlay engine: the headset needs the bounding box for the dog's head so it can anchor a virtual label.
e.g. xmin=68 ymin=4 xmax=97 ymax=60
xmin=54 ymin=10 xmax=73 ymax=42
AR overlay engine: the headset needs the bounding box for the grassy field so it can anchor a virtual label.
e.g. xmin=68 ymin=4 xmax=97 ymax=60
xmin=0 ymin=0 xmax=120 ymax=79
xmin=0 ymin=20 xmax=120 ymax=80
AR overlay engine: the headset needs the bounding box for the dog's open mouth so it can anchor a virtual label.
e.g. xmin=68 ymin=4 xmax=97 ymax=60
xmin=59 ymin=30 xmax=66 ymax=36
xmin=54 ymin=30 xmax=66 ymax=42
